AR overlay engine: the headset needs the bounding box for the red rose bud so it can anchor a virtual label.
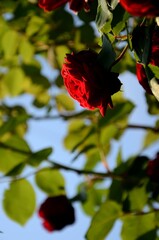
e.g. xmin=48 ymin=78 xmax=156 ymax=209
xmin=119 ymin=0 xmax=159 ymax=17
xmin=61 ymin=50 xmax=121 ymax=117
xmin=147 ymin=152 xmax=159 ymax=182
xmin=38 ymin=0 xmax=93 ymax=12
xmin=134 ymin=26 xmax=159 ymax=94
xmin=38 ymin=195 xmax=75 ymax=232
xmin=136 ymin=63 xmax=152 ymax=94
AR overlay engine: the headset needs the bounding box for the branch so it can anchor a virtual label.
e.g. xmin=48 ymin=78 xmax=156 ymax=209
xmin=127 ymin=124 xmax=159 ymax=132
xmin=28 ymin=114 xmax=159 ymax=132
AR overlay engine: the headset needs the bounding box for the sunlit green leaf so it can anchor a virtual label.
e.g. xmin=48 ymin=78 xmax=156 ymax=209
xmin=0 ymin=135 xmax=30 ymax=173
xmin=143 ymin=120 xmax=159 ymax=149
xmin=3 ymin=68 xmax=26 ymax=96
xmin=86 ymin=201 xmax=122 ymax=240
xmin=96 ymin=0 xmax=112 ymax=32
xmin=3 ymin=179 xmax=36 ymax=225
xmin=19 ymin=38 xmax=34 ymax=63
xmin=128 ymin=183 xmax=148 ymax=211
xmin=56 ymin=93 xmax=75 ymax=111
xmin=121 ymin=213 xmax=156 ymax=240
xmin=79 ymin=183 xmax=106 ymax=216
xmin=35 ymin=168 xmax=65 ymax=196
xmin=26 ymin=16 xmax=44 ymax=37
xmin=1 ymin=30 xmax=19 ymax=58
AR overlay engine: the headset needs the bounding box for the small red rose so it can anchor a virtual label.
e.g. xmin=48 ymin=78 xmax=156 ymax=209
xmin=147 ymin=152 xmax=159 ymax=182
xmin=38 ymin=195 xmax=75 ymax=232
xmin=38 ymin=0 xmax=93 ymax=12
xmin=61 ymin=50 xmax=121 ymax=117
xmin=38 ymin=0 xmax=67 ymax=12
xmin=136 ymin=63 xmax=152 ymax=94
xmin=119 ymin=0 xmax=159 ymax=17
xmin=133 ymin=26 xmax=159 ymax=94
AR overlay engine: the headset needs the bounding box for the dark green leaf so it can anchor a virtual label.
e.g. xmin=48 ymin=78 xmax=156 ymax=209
xmin=98 ymin=34 xmax=116 ymax=70
xmin=28 ymin=147 xmax=53 ymax=166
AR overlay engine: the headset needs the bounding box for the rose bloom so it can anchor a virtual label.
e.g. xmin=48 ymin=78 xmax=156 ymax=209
xmin=147 ymin=152 xmax=159 ymax=182
xmin=136 ymin=63 xmax=152 ymax=94
xmin=61 ymin=50 xmax=121 ymax=117
xmin=119 ymin=0 xmax=159 ymax=17
xmin=38 ymin=195 xmax=75 ymax=231
xmin=134 ymin=26 xmax=159 ymax=94
xmin=38 ymin=0 xmax=93 ymax=12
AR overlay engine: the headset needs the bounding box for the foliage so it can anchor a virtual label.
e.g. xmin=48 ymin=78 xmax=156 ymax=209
xmin=0 ymin=0 xmax=159 ymax=239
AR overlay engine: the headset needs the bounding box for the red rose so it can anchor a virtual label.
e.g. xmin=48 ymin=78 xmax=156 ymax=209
xmin=147 ymin=152 xmax=159 ymax=182
xmin=38 ymin=0 xmax=67 ymax=11
xmin=61 ymin=50 xmax=121 ymax=117
xmin=134 ymin=26 xmax=159 ymax=94
xmin=119 ymin=0 xmax=159 ymax=17
xmin=38 ymin=0 xmax=93 ymax=12
xmin=38 ymin=195 xmax=75 ymax=232
xmin=136 ymin=63 xmax=152 ymax=94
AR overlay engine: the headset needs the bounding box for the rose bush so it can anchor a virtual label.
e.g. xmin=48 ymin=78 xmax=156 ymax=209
xmin=61 ymin=50 xmax=121 ymax=117
xmin=38 ymin=0 xmax=93 ymax=12
xmin=119 ymin=0 xmax=159 ymax=17
xmin=38 ymin=195 xmax=75 ymax=232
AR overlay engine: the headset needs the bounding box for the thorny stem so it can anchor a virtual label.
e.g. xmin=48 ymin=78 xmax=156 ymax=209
xmin=110 ymin=44 xmax=129 ymax=69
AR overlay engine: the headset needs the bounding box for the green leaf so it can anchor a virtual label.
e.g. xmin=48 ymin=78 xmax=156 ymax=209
xmin=143 ymin=120 xmax=159 ymax=149
xmin=3 ymin=179 xmax=36 ymax=225
xmin=80 ymin=184 xmax=106 ymax=216
xmin=5 ymin=162 xmax=26 ymax=176
xmin=35 ymin=168 xmax=65 ymax=196
xmin=84 ymin=149 xmax=100 ymax=170
xmin=146 ymin=94 xmax=159 ymax=115
xmin=55 ymin=93 xmax=75 ymax=111
xmin=3 ymin=68 xmax=25 ymax=96
xmin=28 ymin=147 xmax=52 ymax=167
xmin=132 ymin=26 xmax=151 ymax=65
xmin=98 ymin=34 xmax=116 ymax=70
xmin=121 ymin=213 xmax=156 ymax=240
xmin=19 ymin=38 xmax=34 ymax=63
xmin=64 ymin=121 xmax=94 ymax=151
xmin=149 ymin=77 xmax=159 ymax=102
xmin=26 ymin=16 xmax=44 ymax=37
xmin=96 ymin=0 xmax=112 ymax=32
xmin=71 ymin=144 xmax=96 ymax=162
xmin=86 ymin=201 xmax=122 ymax=240
xmin=55 ymin=45 xmax=70 ymax=68
xmin=111 ymin=4 xmax=130 ymax=35
xmin=99 ymin=101 xmax=134 ymax=127
xmin=148 ymin=64 xmax=159 ymax=79
xmin=108 ymin=180 xmax=123 ymax=203
xmin=0 ymin=135 xmax=30 ymax=174
xmin=1 ymin=30 xmax=19 ymax=58
xmin=128 ymin=183 xmax=148 ymax=211
xmin=100 ymin=124 xmax=118 ymax=145
xmin=0 ymin=115 xmax=28 ymax=136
